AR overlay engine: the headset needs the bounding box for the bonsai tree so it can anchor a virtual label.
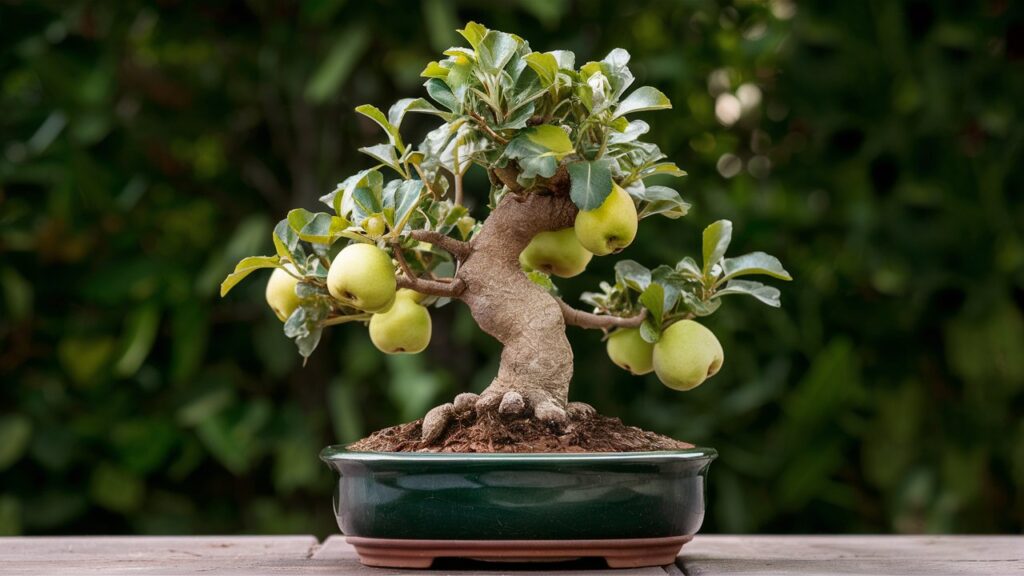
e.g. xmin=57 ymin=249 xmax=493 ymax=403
xmin=222 ymin=22 xmax=791 ymax=445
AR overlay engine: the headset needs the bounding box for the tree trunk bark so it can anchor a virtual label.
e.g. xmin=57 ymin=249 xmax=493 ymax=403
xmin=455 ymin=192 xmax=578 ymax=409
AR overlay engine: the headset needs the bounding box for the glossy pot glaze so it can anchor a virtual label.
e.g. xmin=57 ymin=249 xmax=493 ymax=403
xmin=320 ymin=446 xmax=716 ymax=540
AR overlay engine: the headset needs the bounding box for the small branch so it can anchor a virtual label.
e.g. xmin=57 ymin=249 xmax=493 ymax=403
xmin=491 ymin=165 xmax=524 ymax=194
xmin=392 ymin=241 xmax=467 ymax=298
xmin=397 ymin=274 xmax=466 ymax=298
xmin=558 ymin=299 xmax=646 ymax=330
xmin=408 ymin=230 xmax=472 ymax=260
xmin=454 ymin=167 xmax=465 ymax=207
xmin=321 ymin=313 xmax=372 ymax=327
xmin=391 ymin=242 xmax=415 ymax=278
xmin=468 ymin=111 xmax=508 ymax=144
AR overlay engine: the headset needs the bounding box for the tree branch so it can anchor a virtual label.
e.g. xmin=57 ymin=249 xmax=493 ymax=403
xmin=557 ymin=299 xmax=646 ymax=330
xmin=392 ymin=241 xmax=467 ymax=298
xmin=469 ymin=111 xmax=509 ymax=144
xmin=491 ymin=165 xmax=524 ymax=194
xmin=408 ymin=230 xmax=472 ymax=260
xmin=397 ymin=274 xmax=466 ymax=298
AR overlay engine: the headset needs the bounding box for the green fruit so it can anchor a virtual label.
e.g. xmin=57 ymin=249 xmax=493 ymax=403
xmin=607 ymin=328 xmax=654 ymax=375
xmin=369 ymin=297 xmax=432 ymax=354
xmin=574 ymin=184 xmax=638 ymax=256
xmin=652 ymin=320 xmax=724 ymax=391
xmin=265 ymin=264 xmax=301 ymax=322
xmin=327 ymin=243 xmax=396 ymax=312
xmin=396 ymin=288 xmax=426 ymax=304
xmin=362 ymin=215 xmax=386 ymax=237
xmin=519 ymin=228 xmax=593 ymax=278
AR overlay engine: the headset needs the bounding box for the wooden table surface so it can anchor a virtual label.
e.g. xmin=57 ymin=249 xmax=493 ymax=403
xmin=1 ymin=535 xmax=1021 ymax=575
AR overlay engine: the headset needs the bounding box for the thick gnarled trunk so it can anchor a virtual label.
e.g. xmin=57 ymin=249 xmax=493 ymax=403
xmin=457 ymin=193 xmax=578 ymax=408
xmin=399 ymin=177 xmax=644 ymax=443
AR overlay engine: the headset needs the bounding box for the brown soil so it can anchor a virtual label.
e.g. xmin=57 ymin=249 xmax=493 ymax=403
xmin=348 ymin=410 xmax=694 ymax=453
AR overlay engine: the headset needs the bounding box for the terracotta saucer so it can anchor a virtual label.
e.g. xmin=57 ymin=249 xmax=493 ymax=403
xmin=346 ymin=535 xmax=693 ymax=569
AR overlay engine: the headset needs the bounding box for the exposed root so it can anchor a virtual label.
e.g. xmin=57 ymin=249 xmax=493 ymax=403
xmin=421 ymin=388 xmax=572 ymax=442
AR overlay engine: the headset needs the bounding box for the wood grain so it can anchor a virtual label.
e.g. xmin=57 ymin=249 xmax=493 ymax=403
xmin=1 ymin=535 xmax=1021 ymax=575
xmin=678 ymin=535 xmax=1024 ymax=576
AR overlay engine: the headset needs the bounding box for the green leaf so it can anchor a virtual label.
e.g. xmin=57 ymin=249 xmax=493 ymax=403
xmin=457 ymin=21 xmax=488 ymax=51
xmin=650 ymin=265 xmax=682 ymax=311
xmin=420 ymin=61 xmax=449 ymax=79
xmin=272 ymin=219 xmax=302 ymax=263
xmin=679 ymin=290 xmax=723 ymax=316
xmin=637 ymin=185 xmax=691 ymax=219
xmin=639 ymin=283 xmax=665 ymax=324
xmin=642 ymin=161 xmax=687 ymax=178
xmin=675 ymin=256 xmax=702 ymax=280
xmin=568 ymin=159 xmax=614 ymax=211
xmin=476 ymin=30 xmax=518 ymax=72
xmin=305 ymin=27 xmax=370 ymax=103
xmin=714 ymin=279 xmax=783 ymax=307
xmin=358 ymin=143 xmax=399 ymax=170
xmin=287 ymin=209 xmax=349 ymax=244
xmin=702 ymin=219 xmax=733 ymax=274
xmin=355 ymin=104 xmax=404 ymax=152
xmin=388 ymin=97 xmax=448 ymax=126
xmin=720 ymin=252 xmax=793 ymax=282
xmin=614 ymin=259 xmax=651 ymax=292
xmin=323 ymin=168 xmax=383 ymax=218
xmin=580 ymin=48 xmax=635 ymax=101
xmin=497 ymin=100 xmax=535 ymax=130
xmin=425 ymin=78 xmax=459 ymax=112
xmin=525 ymin=124 xmax=573 ymax=154
xmin=524 ymin=52 xmax=559 ymax=87
xmin=220 ymin=256 xmax=280 ymax=297
xmin=613 ymin=86 xmax=673 ymax=119
xmin=502 ymin=125 xmax=574 ymax=180
xmin=283 ymin=304 xmax=328 ymax=359
xmin=383 ymin=179 xmax=424 ymax=232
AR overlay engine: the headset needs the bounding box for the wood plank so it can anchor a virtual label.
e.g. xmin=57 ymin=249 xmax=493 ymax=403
xmin=0 ymin=535 xmax=672 ymax=575
xmin=677 ymin=535 xmax=1024 ymax=576
xmin=0 ymin=536 xmax=321 ymax=576
xmin=311 ymin=536 xmax=672 ymax=575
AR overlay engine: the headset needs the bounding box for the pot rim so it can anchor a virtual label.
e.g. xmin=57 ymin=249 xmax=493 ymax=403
xmin=320 ymin=444 xmax=717 ymax=464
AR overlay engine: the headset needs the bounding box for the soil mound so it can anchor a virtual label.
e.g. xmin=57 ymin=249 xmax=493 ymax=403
xmin=349 ymin=410 xmax=694 ymax=453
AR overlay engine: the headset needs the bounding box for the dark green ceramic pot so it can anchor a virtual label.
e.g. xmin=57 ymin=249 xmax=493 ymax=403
xmin=320 ymin=446 xmax=716 ymax=540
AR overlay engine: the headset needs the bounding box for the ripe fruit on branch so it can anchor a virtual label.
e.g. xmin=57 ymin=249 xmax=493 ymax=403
xmin=652 ymin=320 xmax=724 ymax=391
xmin=369 ymin=291 xmax=432 ymax=354
xmin=574 ymin=184 xmax=638 ymax=256
xmin=362 ymin=215 xmax=386 ymax=238
xmin=606 ymin=328 xmax=654 ymax=375
xmin=327 ymin=243 xmax=396 ymax=312
xmin=265 ymin=264 xmax=301 ymax=322
xmin=519 ymin=228 xmax=593 ymax=278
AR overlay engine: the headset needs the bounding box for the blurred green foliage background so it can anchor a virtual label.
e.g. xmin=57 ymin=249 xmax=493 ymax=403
xmin=2 ymin=0 xmax=1022 ymax=536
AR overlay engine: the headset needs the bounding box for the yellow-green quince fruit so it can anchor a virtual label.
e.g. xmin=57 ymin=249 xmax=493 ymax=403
xmin=369 ymin=296 xmax=432 ymax=354
xmin=519 ymin=227 xmax=593 ymax=278
xmin=327 ymin=243 xmax=396 ymax=312
xmin=607 ymin=328 xmax=654 ymax=375
xmin=574 ymin=184 xmax=638 ymax=256
xmin=362 ymin=215 xmax=386 ymax=238
xmin=265 ymin=264 xmax=301 ymax=322
xmin=652 ymin=320 xmax=724 ymax=391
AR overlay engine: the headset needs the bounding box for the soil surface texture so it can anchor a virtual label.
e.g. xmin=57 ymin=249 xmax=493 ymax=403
xmin=349 ymin=410 xmax=695 ymax=453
